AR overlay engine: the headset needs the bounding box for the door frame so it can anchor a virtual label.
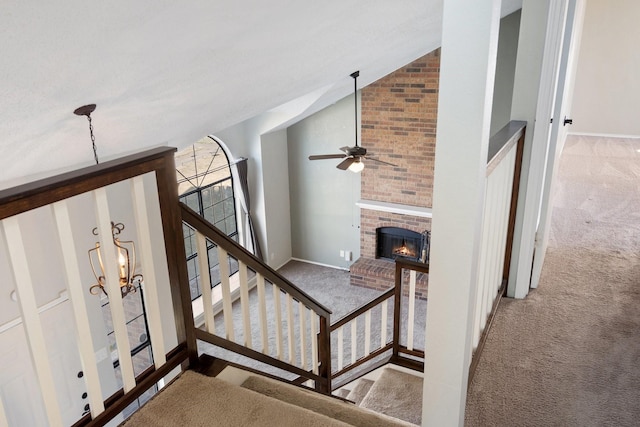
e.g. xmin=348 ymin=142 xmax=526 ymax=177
xmin=530 ymin=0 xmax=586 ymax=288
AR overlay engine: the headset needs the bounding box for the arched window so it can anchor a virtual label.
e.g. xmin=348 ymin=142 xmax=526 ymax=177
xmin=176 ymin=137 xmax=239 ymax=301
xmin=176 ymin=136 xmax=238 ymax=239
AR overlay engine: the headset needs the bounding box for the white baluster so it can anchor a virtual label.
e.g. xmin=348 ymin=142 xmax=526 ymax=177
xmin=273 ymin=285 xmax=284 ymax=360
xmin=131 ymin=177 xmax=167 ymax=367
xmin=299 ymin=303 xmax=307 ymax=369
xmin=2 ymin=217 xmax=64 ymax=427
xmin=217 ymin=247 xmax=235 ymax=341
xmin=52 ymin=201 xmax=105 ymax=417
xmin=196 ymin=231 xmax=215 ymax=334
xmin=287 ymin=295 xmax=295 ymax=365
xmin=311 ymin=313 xmax=319 ymax=375
xmin=407 ymin=270 xmax=416 ymax=351
xmin=364 ymin=310 xmax=372 ymax=355
xmin=381 ymin=299 xmax=388 ymax=347
xmin=94 ymin=188 xmax=136 ymax=393
xmin=238 ymin=262 xmax=252 ymax=349
xmin=351 ymin=319 xmax=357 ymax=365
xmin=256 ymin=274 xmax=268 ymax=354
xmin=337 ymin=326 xmax=344 ymax=371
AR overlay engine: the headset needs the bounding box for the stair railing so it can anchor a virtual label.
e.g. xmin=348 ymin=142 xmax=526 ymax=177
xmin=468 ymin=121 xmax=525 ymax=381
xmin=0 ymin=147 xmax=196 ymax=426
xmin=180 ymin=205 xmax=333 ymax=393
xmin=329 ymin=259 xmax=428 ymax=389
xmin=329 ymin=121 xmax=526 ymax=389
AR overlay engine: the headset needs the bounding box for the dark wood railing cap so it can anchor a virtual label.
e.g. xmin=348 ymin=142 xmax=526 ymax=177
xmin=0 ymin=146 xmax=177 ymax=219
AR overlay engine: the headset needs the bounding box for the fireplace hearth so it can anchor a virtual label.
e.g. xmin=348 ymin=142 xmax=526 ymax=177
xmin=376 ymin=227 xmax=430 ymax=263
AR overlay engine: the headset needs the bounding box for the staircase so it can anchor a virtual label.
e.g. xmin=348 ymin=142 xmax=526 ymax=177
xmin=334 ymin=366 xmax=424 ymax=425
xmin=123 ymin=363 xmax=422 ymax=426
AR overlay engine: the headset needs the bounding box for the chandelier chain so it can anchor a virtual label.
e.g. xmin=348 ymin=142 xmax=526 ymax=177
xmin=87 ymin=115 xmax=99 ymax=165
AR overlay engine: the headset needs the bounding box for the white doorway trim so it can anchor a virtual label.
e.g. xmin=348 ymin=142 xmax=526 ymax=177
xmin=530 ymin=0 xmax=586 ymax=288
xmin=507 ymin=0 xmax=569 ymax=298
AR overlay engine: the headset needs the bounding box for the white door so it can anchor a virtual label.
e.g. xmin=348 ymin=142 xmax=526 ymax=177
xmin=0 ymin=300 xmax=89 ymax=426
xmin=530 ymin=0 xmax=586 ymax=288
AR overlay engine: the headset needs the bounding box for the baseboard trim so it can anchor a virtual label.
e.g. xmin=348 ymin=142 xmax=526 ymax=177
xmin=290 ymin=257 xmax=350 ymax=272
xmin=568 ymin=131 xmax=640 ymax=139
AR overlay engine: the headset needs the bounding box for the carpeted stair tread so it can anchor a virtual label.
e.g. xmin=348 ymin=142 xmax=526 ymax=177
xmin=359 ymin=368 xmax=423 ymax=425
xmin=121 ymin=371 xmax=351 ymax=427
xmin=241 ymin=374 xmax=416 ymax=426
xmin=347 ymin=378 xmax=375 ymax=405
xmin=334 ymin=388 xmax=351 ymax=399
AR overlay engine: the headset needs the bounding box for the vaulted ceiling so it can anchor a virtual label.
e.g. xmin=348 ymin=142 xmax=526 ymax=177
xmin=0 ymin=0 xmax=521 ymax=187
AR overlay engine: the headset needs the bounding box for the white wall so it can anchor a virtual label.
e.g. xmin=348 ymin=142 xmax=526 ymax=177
xmin=571 ymin=0 xmax=640 ymax=136
xmin=216 ymin=112 xmax=295 ymax=268
xmin=261 ymin=130 xmax=293 ymax=268
xmin=491 ymin=10 xmax=522 ymax=135
xmin=287 ymin=95 xmax=361 ymax=269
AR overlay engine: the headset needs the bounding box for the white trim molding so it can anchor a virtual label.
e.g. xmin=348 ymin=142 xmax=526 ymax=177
xmin=568 ymin=132 xmax=640 ymax=139
xmin=356 ymin=200 xmax=433 ymax=218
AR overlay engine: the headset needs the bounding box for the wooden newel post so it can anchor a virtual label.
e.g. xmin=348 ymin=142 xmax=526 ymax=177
xmin=317 ymin=315 xmax=332 ymax=393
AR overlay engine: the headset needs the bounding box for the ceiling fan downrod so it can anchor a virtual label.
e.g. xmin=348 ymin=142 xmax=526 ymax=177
xmin=351 ymin=71 xmax=359 ymax=148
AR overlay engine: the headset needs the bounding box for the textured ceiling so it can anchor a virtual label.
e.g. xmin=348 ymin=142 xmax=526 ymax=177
xmin=0 ymin=0 xmax=521 ymax=187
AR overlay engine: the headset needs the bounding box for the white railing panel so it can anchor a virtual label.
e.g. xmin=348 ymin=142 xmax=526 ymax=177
xmin=52 ymin=202 xmax=105 ymax=418
xmin=407 ymin=270 xmax=417 ymax=351
xmin=495 ymin=147 xmax=517 ymax=293
xmin=2 ymin=217 xmax=64 ymax=427
xmin=298 ymin=303 xmax=308 ymax=369
xmin=487 ymin=159 xmax=505 ymax=314
xmin=474 ymin=180 xmax=491 ymax=347
xmin=94 ymin=189 xmax=136 ymax=393
xmin=256 ymin=274 xmax=269 ymax=354
xmin=195 ymin=231 xmax=215 ymax=334
xmin=273 ymin=284 xmax=284 ymax=360
xmin=482 ymin=171 xmax=499 ymax=326
xmin=217 ymin=247 xmax=235 ymax=341
xmin=131 ymin=177 xmax=167 ymax=367
xmin=238 ymin=262 xmax=252 ymax=349
xmin=474 ymin=143 xmax=519 ymax=349
xmin=287 ymin=295 xmax=295 ymax=365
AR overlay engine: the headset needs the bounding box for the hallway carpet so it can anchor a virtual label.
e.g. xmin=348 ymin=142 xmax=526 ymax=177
xmin=465 ymin=136 xmax=640 ymax=426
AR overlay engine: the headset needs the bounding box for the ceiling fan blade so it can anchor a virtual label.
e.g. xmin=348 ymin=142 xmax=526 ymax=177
xmin=339 ymin=146 xmax=351 ymax=153
xmin=366 ymin=157 xmax=398 ymax=167
xmin=337 ymin=157 xmax=356 ymax=170
xmin=309 ymin=154 xmax=347 ymax=160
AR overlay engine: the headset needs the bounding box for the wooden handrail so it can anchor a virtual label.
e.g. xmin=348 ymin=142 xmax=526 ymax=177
xmin=330 ymin=288 xmax=395 ymax=331
xmin=0 ymin=146 xmax=177 ymax=220
xmin=394 ymin=258 xmax=430 ymax=275
xmin=180 ymin=203 xmax=332 ymax=317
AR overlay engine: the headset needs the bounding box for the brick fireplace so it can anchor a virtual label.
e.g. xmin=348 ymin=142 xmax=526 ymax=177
xmin=349 ymin=49 xmax=440 ymax=299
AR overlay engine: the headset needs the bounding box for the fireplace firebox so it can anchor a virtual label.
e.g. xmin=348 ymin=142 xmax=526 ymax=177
xmin=376 ymin=227 xmax=430 ymax=263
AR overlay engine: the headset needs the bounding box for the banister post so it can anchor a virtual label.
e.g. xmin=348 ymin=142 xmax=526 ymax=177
xmin=317 ymin=315 xmax=332 ymax=393
xmin=156 ymin=152 xmax=199 ymax=368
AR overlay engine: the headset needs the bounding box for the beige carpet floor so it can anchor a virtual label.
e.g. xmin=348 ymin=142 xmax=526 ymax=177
xmin=359 ymin=368 xmax=424 ymax=425
xmin=465 ymin=135 xmax=640 ymax=426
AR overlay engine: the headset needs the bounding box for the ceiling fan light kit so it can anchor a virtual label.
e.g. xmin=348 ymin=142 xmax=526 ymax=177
xmin=308 ymin=71 xmax=397 ymax=173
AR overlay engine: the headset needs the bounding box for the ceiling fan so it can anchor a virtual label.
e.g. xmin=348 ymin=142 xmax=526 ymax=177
xmin=308 ymin=71 xmax=397 ymax=173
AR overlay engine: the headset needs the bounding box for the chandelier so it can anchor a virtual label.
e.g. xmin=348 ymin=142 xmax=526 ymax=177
xmin=88 ymin=222 xmax=142 ymax=298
